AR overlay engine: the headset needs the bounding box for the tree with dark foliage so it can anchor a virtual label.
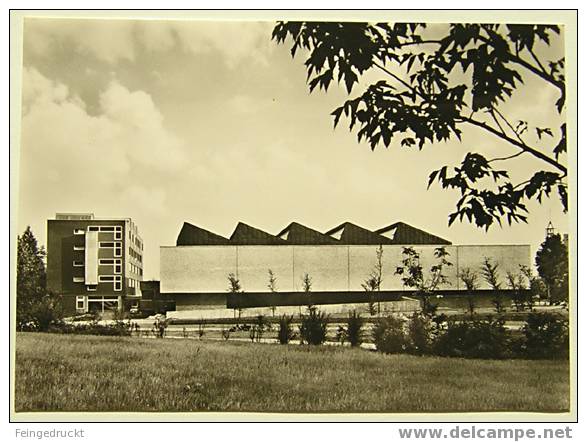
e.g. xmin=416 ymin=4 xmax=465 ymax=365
xmin=535 ymin=233 xmax=568 ymax=304
xmin=273 ymin=22 xmax=567 ymax=230
xmin=17 ymin=226 xmax=47 ymax=327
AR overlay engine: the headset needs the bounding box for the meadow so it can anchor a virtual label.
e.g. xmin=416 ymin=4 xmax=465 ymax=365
xmin=15 ymin=332 xmax=570 ymax=413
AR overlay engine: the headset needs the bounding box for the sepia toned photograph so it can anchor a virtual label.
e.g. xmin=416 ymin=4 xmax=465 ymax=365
xmin=10 ymin=10 xmax=575 ymax=420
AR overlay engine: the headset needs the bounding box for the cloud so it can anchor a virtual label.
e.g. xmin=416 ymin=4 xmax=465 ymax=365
xmin=24 ymin=18 xmax=275 ymax=69
xmin=25 ymin=18 xmax=136 ymax=64
xmin=19 ymin=68 xmax=186 ymax=220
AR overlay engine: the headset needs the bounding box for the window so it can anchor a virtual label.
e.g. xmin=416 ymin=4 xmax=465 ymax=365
xmin=73 ymin=245 xmax=85 ymax=251
xmin=100 ymin=226 xmax=115 ymax=232
xmin=99 ymin=242 xmax=115 ymax=248
xmin=76 ymin=296 xmax=85 ymax=310
xmin=114 ymin=231 xmax=122 ymax=240
xmin=99 ymin=259 xmax=115 ymax=265
xmin=114 ymin=243 xmax=122 ymax=257
xmin=114 ymin=264 xmax=122 ymax=274
xmin=87 ymin=285 xmax=97 ymax=292
xmin=73 ymin=277 xmax=84 ymax=283
xmin=99 ymin=275 xmax=115 ymax=282
xmin=73 ymin=260 xmax=84 ymax=267
xmin=114 ymin=281 xmax=122 ymax=291
xmin=73 ymin=229 xmax=85 ymax=235
xmin=88 ymin=226 xmax=99 ymax=232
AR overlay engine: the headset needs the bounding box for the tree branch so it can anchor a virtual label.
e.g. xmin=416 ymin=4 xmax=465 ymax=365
xmin=527 ymin=47 xmax=549 ymax=76
xmin=477 ymin=34 xmax=565 ymax=92
xmin=488 ymin=151 xmax=526 ymax=163
xmin=372 ymin=60 xmax=427 ymax=100
xmin=492 ymin=107 xmax=529 ymax=147
xmin=462 ymin=116 xmax=567 ymax=174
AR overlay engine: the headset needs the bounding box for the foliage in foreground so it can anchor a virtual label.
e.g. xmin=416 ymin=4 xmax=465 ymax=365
xmin=299 ymin=306 xmax=329 ymax=345
xmin=273 ymin=22 xmax=567 ymax=229
xmin=17 ymin=226 xmax=62 ymax=331
xmin=372 ymin=311 xmax=568 ymax=360
xmin=277 ymin=314 xmax=296 ymax=344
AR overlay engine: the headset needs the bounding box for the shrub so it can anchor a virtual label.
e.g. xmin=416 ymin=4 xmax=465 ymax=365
xmin=27 ymin=293 xmax=63 ymax=332
xmin=48 ymin=321 xmax=132 ymax=336
xmin=299 ymin=306 xmax=328 ymax=345
xmin=522 ymin=312 xmax=569 ymax=359
xmin=372 ymin=315 xmax=407 ymax=354
xmin=277 ymin=315 xmax=296 ymax=344
xmin=434 ymin=317 xmax=510 ymax=359
xmin=345 ymin=311 xmax=364 ymax=347
xmin=198 ymin=323 xmax=206 ymax=340
xmin=406 ymin=312 xmax=435 ymax=355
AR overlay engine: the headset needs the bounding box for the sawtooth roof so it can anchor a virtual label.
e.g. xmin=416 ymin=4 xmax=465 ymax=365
xmin=277 ymin=222 xmax=339 ymax=245
xmin=176 ymin=222 xmax=230 ymax=246
xmin=325 ymin=222 xmax=394 ymax=245
xmin=230 ymin=222 xmax=288 ymax=245
xmin=375 ymin=222 xmax=452 ymax=245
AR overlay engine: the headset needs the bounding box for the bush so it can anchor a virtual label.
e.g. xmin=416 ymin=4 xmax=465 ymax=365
xmin=522 ymin=312 xmax=569 ymax=359
xmin=48 ymin=321 xmax=132 ymax=336
xmin=434 ymin=317 xmax=510 ymax=359
xmin=372 ymin=315 xmax=407 ymax=354
xmin=406 ymin=313 xmax=435 ymax=355
xmin=26 ymin=294 xmax=63 ymax=332
xmin=277 ymin=315 xmax=296 ymax=344
xmin=345 ymin=311 xmax=364 ymax=347
xmin=299 ymin=306 xmax=328 ymax=345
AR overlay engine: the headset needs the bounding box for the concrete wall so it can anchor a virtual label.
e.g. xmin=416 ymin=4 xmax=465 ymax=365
xmin=161 ymin=244 xmax=530 ymax=295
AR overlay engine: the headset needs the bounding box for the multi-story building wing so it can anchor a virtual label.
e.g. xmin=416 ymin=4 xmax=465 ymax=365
xmin=47 ymin=213 xmax=144 ymax=316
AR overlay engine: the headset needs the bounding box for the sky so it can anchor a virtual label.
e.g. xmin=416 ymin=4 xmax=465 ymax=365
xmin=15 ymin=16 xmax=569 ymax=280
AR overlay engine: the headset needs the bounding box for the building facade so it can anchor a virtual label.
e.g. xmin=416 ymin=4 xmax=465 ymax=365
xmin=161 ymin=221 xmax=531 ymax=311
xmin=47 ymin=213 xmax=144 ymax=316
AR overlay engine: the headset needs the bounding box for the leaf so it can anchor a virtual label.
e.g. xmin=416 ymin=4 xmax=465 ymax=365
xmin=536 ymin=127 xmax=554 ymax=140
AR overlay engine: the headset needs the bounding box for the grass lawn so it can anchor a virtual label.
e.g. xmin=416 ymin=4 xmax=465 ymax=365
xmin=14 ymin=332 xmax=569 ymax=413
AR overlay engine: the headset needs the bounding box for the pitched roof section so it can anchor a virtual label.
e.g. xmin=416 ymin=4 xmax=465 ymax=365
xmin=325 ymin=222 xmax=394 ymax=245
xmin=230 ymin=222 xmax=288 ymax=245
xmin=176 ymin=222 xmax=231 ymax=246
xmin=277 ymin=222 xmax=339 ymax=245
xmin=375 ymin=222 xmax=452 ymax=245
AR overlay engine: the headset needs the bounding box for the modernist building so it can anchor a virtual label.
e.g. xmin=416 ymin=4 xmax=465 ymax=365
xmin=161 ymin=220 xmax=531 ymax=311
xmin=47 ymin=213 xmax=144 ymax=316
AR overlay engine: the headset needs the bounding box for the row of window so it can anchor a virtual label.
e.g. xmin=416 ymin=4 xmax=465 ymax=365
xmin=72 ymin=242 xmax=123 ymax=257
xmin=73 ymin=275 xmax=122 ymax=291
xmin=129 ymin=247 xmax=142 ymax=262
xmin=129 ymin=262 xmax=143 ymax=276
xmin=76 ymin=295 xmax=120 ymax=310
xmin=100 ymin=242 xmax=123 ymax=257
xmin=74 ymin=226 xmax=123 ymax=240
xmin=72 ymin=258 xmax=123 ymax=273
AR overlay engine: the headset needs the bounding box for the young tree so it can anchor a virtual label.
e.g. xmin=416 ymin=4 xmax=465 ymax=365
xmin=395 ymin=246 xmax=452 ymax=316
xmin=273 ymin=23 xmax=567 ymax=230
xmin=506 ymin=271 xmax=528 ymax=312
xmin=458 ymin=267 xmax=479 ymax=315
xmin=535 ymin=233 xmax=569 ymax=304
xmin=480 ymin=257 xmax=505 ymax=314
xmin=267 ymin=269 xmax=278 ymax=317
xmin=227 ymin=273 xmax=244 ymax=319
xmin=301 ymin=273 xmax=313 ymax=309
xmin=17 ymin=226 xmax=48 ymax=327
xmin=361 ymin=245 xmax=384 ymax=315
